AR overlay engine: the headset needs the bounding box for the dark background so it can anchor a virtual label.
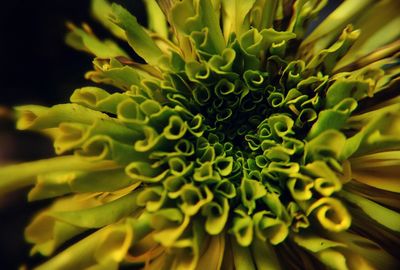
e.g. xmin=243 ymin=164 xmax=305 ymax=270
xmin=0 ymin=1 xmax=145 ymax=269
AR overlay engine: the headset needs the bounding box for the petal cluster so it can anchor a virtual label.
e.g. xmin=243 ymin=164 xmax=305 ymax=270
xmin=1 ymin=0 xmax=400 ymax=269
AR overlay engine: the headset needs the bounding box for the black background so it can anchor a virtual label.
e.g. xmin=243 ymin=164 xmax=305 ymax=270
xmin=0 ymin=1 xmax=145 ymax=269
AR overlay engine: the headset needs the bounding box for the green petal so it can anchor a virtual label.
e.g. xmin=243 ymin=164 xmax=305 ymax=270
xmin=87 ymin=58 xmax=143 ymax=91
xmin=253 ymin=210 xmax=288 ymax=245
xmin=306 ymin=130 xmax=346 ymax=166
xmin=143 ymin=0 xmax=168 ymax=38
xmin=25 ymin=196 xmax=96 ymax=256
xmin=221 ymin=0 xmax=256 ymax=39
xmin=230 ymin=235 xmax=256 ymax=270
xmin=0 ymin=156 xmax=115 ymax=196
xmin=240 ymin=177 xmax=266 ymax=214
xmin=306 ymin=197 xmax=351 ymax=232
xmin=304 ymin=161 xmax=342 ymax=196
xmin=172 ymin=0 xmax=225 ymax=55
xmin=49 ymin=191 xmax=141 ymax=228
xmin=341 ymin=104 xmax=400 ymax=159
xmin=16 ymin=104 xmax=109 ymax=131
xmin=251 ymin=0 xmax=278 ymax=30
xmin=75 ymin=135 xmax=145 ymax=164
xmin=293 ymin=232 xmax=345 ymax=253
xmin=65 ymin=24 xmax=127 ymax=58
xmin=301 ymin=0 xmax=376 ymax=58
xmin=196 ymin=234 xmax=225 ymax=270
xmin=137 ymin=186 xmax=167 ymax=212
xmin=231 ymin=208 xmax=253 ymax=247
xmin=177 ymin=185 xmax=213 ymax=216
xmin=152 ymin=209 xmax=190 ymax=247
xmin=70 ymin=87 xmax=129 ymax=114
xmin=110 ymin=4 xmax=165 ymax=67
xmin=250 ymin=237 xmax=281 ymax=270
xmin=293 ymin=232 xmax=348 ymax=270
xmin=350 ymin=151 xmax=400 ymax=193
xmin=35 ymin=221 xmax=133 ymax=270
xmin=339 ymin=190 xmax=400 ymax=232
xmin=202 ymin=197 xmax=229 ymax=235
xmin=329 ymin=231 xmax=400 ymax=270
xmin=91 ymin=0 xmax=126 ymax=40
xmin=334 ymin=0 xmax=400 ymax=71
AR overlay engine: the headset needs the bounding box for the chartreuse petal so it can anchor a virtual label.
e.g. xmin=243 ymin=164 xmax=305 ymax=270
xmin=240 ymin=177 xmax=266 ymax=214
xmin=71 ymin=168 xmax=136 ymax=192
xmin=75 ymin=135 xmax=145 ymax=165
xmin=25 ymin=195 xmax=101 ymax=256
xmin=87 ymin=58 xmax=143 ymax=91
xmin=35 ymin=220 xmax=133 ymax=270
xmin=253 ymin=210 xmax=288 ymax=245
xmin=230 ymin=235 xmax=256 ymax=270
xmin=202 ymin=197 xmax=229 ymax=235
xmin=171 ymin=221 xmax=204 ymax=270
xmin=301 ymin=0 xmax=376 ymax=58
xmin=49 ymin=191 xmax=141 ymax=228
xmin=29 ymin=168 xmax=136 ymax=201
xmin=251 ymin=0 xmax=278 ymax=30
xmin=231 ymin=208 xmax=253 ymax=247
xmin=152 ymin=209 xmax=190 ymax=247
xmin=306 ymin=130 xmax=346 ymax=161
xmin=339 ymin=190 xmax=400 ymax=232
xmin=137 ymin=186 xmax=167 ymax=212
xmin=143 ymin=0 xmax=168 ymax=38
xmin=287 ymin=202 xmax=310 ymax=232
xmin=287 ymin=174 xmax=314 ymax=201
xmin=306 ymin=197 xmax=351 ymax=232
xmin=209 ymin=48 xmax=236 ymax=73
xmin=0 ymin=156 xmax=116 ymax=196
xmin=334 ymin=0 xmax=400 ymax=71
xmin=341 ymin=105 xmax=400 ymax=159
xmin=214 ymin=178 xmax=237 ymax=198
xmin=70 ymin=87 xmax=130 ymax=114
xmin=110 ymin=4 xmax=165 ymax=66
xmin=53 ymin=118 xmax=141 ymax=154
xmin=15 ymin=104 xmax=109 ymax=131
xmin=126 ymin=213 xmax=153 ymax=245
xmin=195 ymin=234 xmax=225 ymax=270
xmin=221 ymin=0 xmax=256 ymax=40
xmin=178 ymin=185 xmax=213 ymax=216
xmin=325 ymin=79 xmax=368 ymax=108
xmin=329 ymin=231 xmax=400 ymax=270
xmin=250 ymin=237 xmax=281 ymax=270
xmin=163 ymin=115 xmax=188 ymax=140
xmin=259 ymin=28 xmax=296 ymax=51
xmin=193 ymin=161 xmax=221 ymax=182
xmin=293 ymin=232 xmax=348 ymax=270
xmin=261 ymin=187 xmax=290 ymax=222
xmin=350 ymin=151 xmax=400 ymax=193
xmin=125 ymin=161 xmax=169 ymax=183
xmin=28 ymin=172 xmax=74 ymax=201
xmin=304 ymin=161 xmax=342 ymax=196
xmin=305 ymin=25 xmax=360 ymax=74
xmin=287 ymin=0 xmax=328 ymax=39
xmin=91 ymin=0 xmax=126 ymax=40
xmin=35 ymin=227 xmax=105 ymax=270
xmin=293 ymin=232 xmax=345 ymax=253
xmin=172 ymin=0 xmax=225 ymax=55
xmin=65 ymin=24 xmax=127 ymax=58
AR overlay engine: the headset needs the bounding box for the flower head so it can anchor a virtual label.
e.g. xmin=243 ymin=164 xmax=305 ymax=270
xmin=1 ymin=0 xmax=400 ymax=269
